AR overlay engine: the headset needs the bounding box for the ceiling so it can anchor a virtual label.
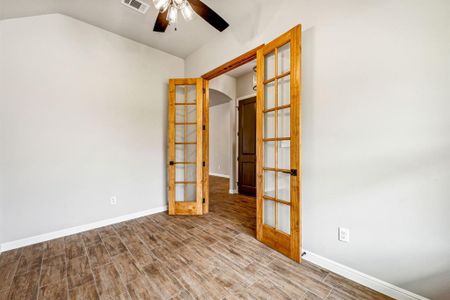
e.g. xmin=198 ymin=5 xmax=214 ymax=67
xmin=226 ymin=60 xmax=256 ymax=78
xmin=0 ymin=0 xmax=265 ymax=58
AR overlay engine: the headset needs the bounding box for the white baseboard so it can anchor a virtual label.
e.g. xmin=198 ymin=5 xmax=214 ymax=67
xmin=0 ymin=206 xmax=167 ymax=253
xmin=302 ymin=250 xmax=428 ymax=300
xmin=229 ymin=189 xmax=238 ymax=194
xmin=209 ymin=172 xmax=230 ymax=179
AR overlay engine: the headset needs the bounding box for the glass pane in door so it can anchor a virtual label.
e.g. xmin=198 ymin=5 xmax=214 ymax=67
xmin=264 ymin=81 xmax=275 ymax=109
xmin=277 ymin=172 xmax=290 ymax=202
xmin=175 ymin=144 xmax=196 ymax=162
xmin=176 ymin=85 xmax=196 ymax=103
xmin=278 ymin=108 xmax=290 ymax=138
xmin=264 ymin=200 xmax=276 ymax=227
xmin=278 ymin=42 xmax=291 ymax=74
xmin=174 ymin=84 xmax=197 ymax=202
xmin=175 ymin=184 xmax=196 ymax=202
xmin=264 ymin=111 xmax=275 ymax=138
xmin=277 ymin=203 xmax=291 ymax=234
xmin=278 ymin=75 xmax=291 ymax=106
xmin=264 ymin=171 xmax=275 ymax=198
xmin=278 ymin=140 xmax=290 ymax=170
xmin=264 ymin=142 xmax=275 ymax=167
xmin=176 ymin=106 xmax=196 ymax=123
xmin=261 ymin=43 xmax=292 ymax=233
xmin=175 ymin=164 xmax=196 ymax=182
xmin=265 ymin=51 xmax=275 ymax=80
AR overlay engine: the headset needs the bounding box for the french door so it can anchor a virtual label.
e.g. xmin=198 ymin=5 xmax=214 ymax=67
xmin=168 ymin=78 xmax=204 ymax=215
xmin=256 ymin=26 xmax=301 ymax=262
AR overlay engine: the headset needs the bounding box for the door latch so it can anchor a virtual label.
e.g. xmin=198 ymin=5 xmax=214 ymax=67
xmin=290 ymin=169 xmax=297 ymax=176
xmin=169 ymin=161 xmax=174 ymax=166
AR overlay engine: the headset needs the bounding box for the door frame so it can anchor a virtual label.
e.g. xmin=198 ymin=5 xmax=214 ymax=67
xmin=200 ymin=45 xmax=262 ymax=214
xmin=199 ymin=25 xmax=302 ymax=262
xmin=202 ymin=45 xmax=264 ymax=80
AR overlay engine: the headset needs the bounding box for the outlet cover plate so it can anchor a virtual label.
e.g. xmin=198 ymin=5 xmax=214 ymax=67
xmin=338 ymin=227 xmax=350 ymax=242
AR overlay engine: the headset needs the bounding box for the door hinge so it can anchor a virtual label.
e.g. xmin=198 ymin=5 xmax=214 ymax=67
xmin=203 ymin=88 xmax=206 ymax=94
xmin=290 ymin=169 xmax=297 ymax=176
xmin=237 ymin=156 xmax=240 ymax=161
xmin=202 ymin=125 xmax=206 ymax=130
xmin=203 ymin=198 xmax=206 ymax=203
xmin=169 ymin=161 xmax=174 ymax=166
xmin=203 ymin=161 xmax=206 ymax=167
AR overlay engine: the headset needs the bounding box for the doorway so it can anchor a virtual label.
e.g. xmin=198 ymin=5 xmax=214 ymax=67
xmin=207 ymin=65 xmax=257 ymax=197
xmin=167 ymin=25 xmax=302 ymax=262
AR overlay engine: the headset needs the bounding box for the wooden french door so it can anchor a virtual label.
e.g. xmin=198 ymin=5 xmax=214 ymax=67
xmin=256 ymin=26 xmax=301 ymax=262
xmin=168 ymin=78 xmax=204 ymax=215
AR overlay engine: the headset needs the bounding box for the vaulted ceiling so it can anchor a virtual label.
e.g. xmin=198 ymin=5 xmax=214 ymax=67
xmin=0 ymin=0 xmax=271 ymax=58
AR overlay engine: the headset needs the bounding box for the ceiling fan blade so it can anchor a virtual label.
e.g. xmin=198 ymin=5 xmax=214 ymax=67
xmin=153 ymin=10 xmax=169 ymax=32
xmin=188 ymin=0 xmax=229 ymax=32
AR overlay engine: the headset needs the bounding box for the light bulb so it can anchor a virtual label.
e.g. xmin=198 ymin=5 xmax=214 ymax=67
xmin=167 ymin=5 xmax=178 ymax=25
xmin=153 ymin=0 xmax=170 ymax=12
xmin=181 ymin=1 xmax=194 ymax=21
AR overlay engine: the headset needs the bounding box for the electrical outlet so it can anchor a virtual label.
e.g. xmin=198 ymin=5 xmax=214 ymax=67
xmin=338 ymin=227 xmax=350 ymax=242
xmin=110 ymin=196 xmax=117 ymax=205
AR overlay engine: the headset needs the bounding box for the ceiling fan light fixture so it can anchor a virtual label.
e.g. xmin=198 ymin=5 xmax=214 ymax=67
xmin=167 ymin=4 xmax=178 ymax=25
xmin=181 ymin=1 xmax=194 ymax=21
xmin=153 ymin=0 xmax=169 ymax=12
xmin=152 ymin=0 xmax=229 ymax=32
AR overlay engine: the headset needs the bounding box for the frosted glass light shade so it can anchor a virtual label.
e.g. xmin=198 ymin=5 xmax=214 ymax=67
xmin=153 ymin=0 xmax=169 ymax=12
xmin=181 ymin=2 xmax=194 ymax=20
xmin=167 ymin=5 xmax=178 ymax=25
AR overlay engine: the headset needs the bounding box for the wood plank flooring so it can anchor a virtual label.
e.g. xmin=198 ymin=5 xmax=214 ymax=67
xmin=0 ymin=176 xmax=391 ymax=300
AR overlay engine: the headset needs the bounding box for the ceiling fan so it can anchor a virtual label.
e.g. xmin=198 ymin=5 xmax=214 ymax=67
xmin=152 ymin=0 xmax=229 ymax=32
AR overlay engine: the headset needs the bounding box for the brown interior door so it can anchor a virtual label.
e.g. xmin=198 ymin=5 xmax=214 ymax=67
xmin=168 ymin=78 xmax=204 ymax=215
xmin=256 ymin=25 xmax=302 ymax=262
xmin=238 ymin=96 xmax=257 ymax=196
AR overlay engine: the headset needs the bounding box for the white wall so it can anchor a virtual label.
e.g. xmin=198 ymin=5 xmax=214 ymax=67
xmin=209 ymin=74 xmax=236 ymax=101
xmin=208 ymin=75 xmax=237 ymax=188
xmin=186 ymin=1 xmax=450 ymax=299
xmin=0 ymin=14 xmax=184 ymax=245
xmin=209 ymin=101 xmax=231 ymax=178
xmin=236 ymin=71 xmax=255 ymax=99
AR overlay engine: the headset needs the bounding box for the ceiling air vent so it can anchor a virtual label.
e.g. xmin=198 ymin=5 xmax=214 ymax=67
xmin=121 ymin=0 xmax=150 ymax=14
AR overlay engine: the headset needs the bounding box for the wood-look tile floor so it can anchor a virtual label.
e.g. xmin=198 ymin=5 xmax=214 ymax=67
xmin=0 ymin=176 xmax=391 ymax=300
